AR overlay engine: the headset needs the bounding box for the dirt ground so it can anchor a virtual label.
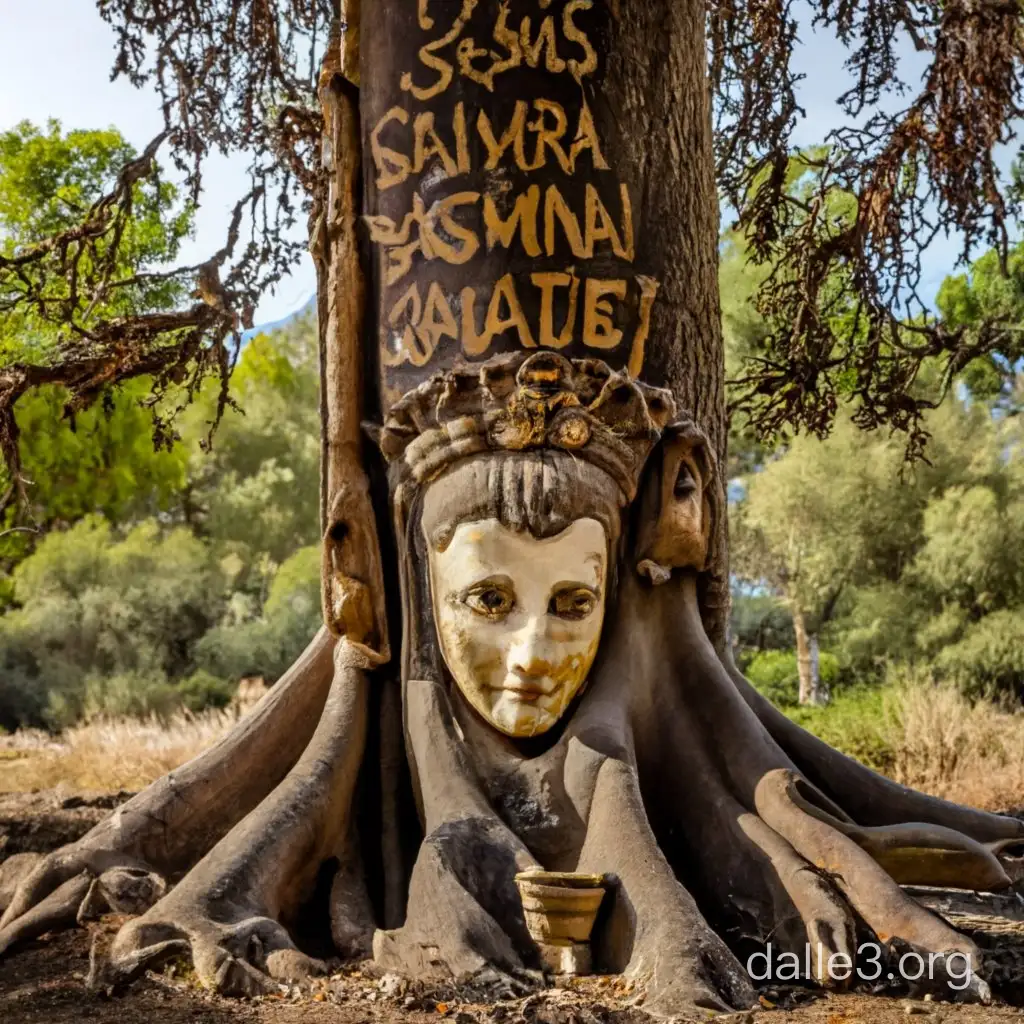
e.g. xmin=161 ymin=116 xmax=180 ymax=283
xmin=3 ymin=790 xmax=1024 ymax=1024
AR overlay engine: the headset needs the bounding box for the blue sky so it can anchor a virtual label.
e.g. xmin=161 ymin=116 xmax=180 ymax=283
xmin=0 ymin=2 xmax=1018 ymax=324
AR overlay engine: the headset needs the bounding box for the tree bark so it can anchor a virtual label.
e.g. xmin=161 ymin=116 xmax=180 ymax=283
xmin=793 ymin=606 xmax=826 ymax=706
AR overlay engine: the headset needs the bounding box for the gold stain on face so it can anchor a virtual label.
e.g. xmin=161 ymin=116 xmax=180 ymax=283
xmin=426 ymin=518 xmax=608 ymax=737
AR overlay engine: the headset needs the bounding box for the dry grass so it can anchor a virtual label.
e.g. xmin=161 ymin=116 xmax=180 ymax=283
xmin=0 ymin=709 xmax=235 ymax=794
xmin=888 ymin=681 xmax=1024 ymax=814
xmin=0 ymin=681 xmax=1021 ymax=818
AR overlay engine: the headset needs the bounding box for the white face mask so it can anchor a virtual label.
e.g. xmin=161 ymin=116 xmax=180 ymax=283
xmin=426 ymin=517 xmax=608 ymax=738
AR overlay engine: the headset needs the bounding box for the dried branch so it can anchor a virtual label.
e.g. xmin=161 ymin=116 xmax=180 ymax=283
xmin=711 ymin=0 xmax=1024 ymax=456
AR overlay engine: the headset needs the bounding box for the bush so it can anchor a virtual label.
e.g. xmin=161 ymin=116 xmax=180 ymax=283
xmin=79 ymin=671 xmax=181 ymax=723
xmin=0 ymin=516 xmax=227 ymax=728
xmin=177 ymin=670 xmax=235 ymax=712
xmin=744 ymin=648 xmax=840 ymax=707
xmin=195 ymin=545 xmax=320 ymax=684
xmin=784 ymin=685 xmax=896 ymax=773
xmin=935 ymin=608 xmax=1024 ymax=698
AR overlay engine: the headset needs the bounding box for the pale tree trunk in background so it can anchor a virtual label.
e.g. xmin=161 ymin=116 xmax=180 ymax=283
xmin=793 ymin=605 xmax=826 ymax=706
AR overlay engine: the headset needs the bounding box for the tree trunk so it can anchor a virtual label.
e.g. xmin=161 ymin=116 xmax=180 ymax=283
xmin=2 ymin=1 xmax=1023 ymax=1014
xmin=793 ymin=606 xmax=826 ymax=706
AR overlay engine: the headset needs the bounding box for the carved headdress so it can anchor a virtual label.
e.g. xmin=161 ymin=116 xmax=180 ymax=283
xmin=379 ymin=351 xmax=676 ymax=504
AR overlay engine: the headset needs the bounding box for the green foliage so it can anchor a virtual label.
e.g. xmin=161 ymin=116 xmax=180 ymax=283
xmin=180 ymin=314 xmax=321 ymax=568
xmin=0 ymin=517 xmax=226 ymax=727
xmin=1 ymin=380 xmax=188 ymax=572
xmin=0 ymin=120 xmax=191 ymax=363
xmin=0 ymin=305 xmax=324 ymax=730
xmin=784 ymin=685 xmax=896 ymax=773
xmin=177 ymin=671 xmax=235 ymax=712
xmin=80 ymin=671 xmax=182 ymax=721
xmin=744 ymin=648 xmax=840 ymax=707
xmin=729 ymin=593 xmax=792 ymax=658
xmin=935 ymin=610 xmax=1024 ymax=698
xmin=936 ymin=242 xmax=1024 ymax=407
xmin=195 ymin=545 xmax=320 ymax=685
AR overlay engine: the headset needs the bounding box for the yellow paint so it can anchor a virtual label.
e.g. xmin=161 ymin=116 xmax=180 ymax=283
xmin=583 ymin=278 xmax=627 ymax=349
xmin=416 ymin=282 xmax=460 ymax=356
xmin=586 ymin=183 xmax=634 ymax=261
xmin=527 ymin=100 xmax=571 ymax=173
xmin=404 ymin=0 xmax=597 ymax=101
xmin=385 ymin=272 xmax=641 ymax=365
xmin=413 ymin=111 xmax=460 ymax=179
xmin=544 ymin=184 xmax=587 ymax=259
xmin=426 ymin=191 xmax=481 ymax=266
xmin=453 ymin=102 xmax=471 ymax=174
xmin=520 ymin=15 xmax=566 ymax=73
xmin=627 ymin=276 xmax=660 ymax=377
xmin=483 ymin=186 xmax=542 ymax=256
xmin=571 ymin=102 xmax=609 ymax=171
xmin=484 ymin=273 xmax=537 ymax=350
xmin=401 ymin=0 xmax=477 ymax=101
xmin=370 ymin=107 xmax=411 ymax=191
xmin=564 ymin=0 xmax=598 ymax=83
xmin=479 ymin=102 xmax=531 ymax=170
xmin=457 ymin=2 xmax=520 ymax=91
xmin=374 ymin=99 xmax=607 ymax=188
xmin=531 ymin=270 xmax=580 ymax=349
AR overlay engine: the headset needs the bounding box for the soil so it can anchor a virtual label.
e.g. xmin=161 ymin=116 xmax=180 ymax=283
xmin=0 ymin=789 xmax=134 ymax=858
xmin=2 ymin=790 xmax=1024 ymax=1024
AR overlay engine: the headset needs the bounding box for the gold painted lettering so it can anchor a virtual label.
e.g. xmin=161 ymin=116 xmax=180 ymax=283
xmin=544 ymin=185 xmax=588 ymax=259
xmin=483 ymin=186 xmax=541 ymax=257
xmin=564 ymin=0 xmax=598 ymax=83
xmin=453 ymin=102 xmax=471 ymax=174
xmin=413 ymin=111 xmax=459 ymax=179
xmin=457 ymin=4 xmax=521 ymax=91
xmin=585 ymin=183 xmax=634 ymax=261
xmin=532 ymin=270 xmax=580 ymax=349
xmin=527 ymin=100 xmax=571 ymax=174
xmin=385 ymin=283 xmax=433 ymax=367
xmin=462 ymin=275 xmax=538 ymax=355
xmin=628 ymin=275 xmax=660 ymax=377
xmin=520 ymin=16 xmax=566 ymax=73
xmin=371 ymin=107 xmax=412 ymax=191
xmin=569 ymin=102 xmax=609 ymax=171
xmin=486 ymin=274 xmax=536 ymax=348
xmin=479 ymin=102 xmax=529 ymax=170
xmin=460 ymin=285 xmax=490 ymax=357
xmin=583 ymin=278 xmax=627 ymax=349
xmin=417 ymin=282 xmax=460 ymax=356
xmin=424 ymin=191 xmax=480 ymax=265
xmin=401 ymin=0 xmax=476 ymax=101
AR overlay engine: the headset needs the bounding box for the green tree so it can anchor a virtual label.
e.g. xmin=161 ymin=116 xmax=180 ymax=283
xmin=179 ymin=311 xmax=320 ymax=569
xmin=0 ymin=120 xmax=191 ymax=364
xmin=0 ymin=121 xmax=194 ymax=563
xmin=733 ymin=416 xmax=930 ymax=704
xmin=936 ymin=241 xmax=1024 ymax=408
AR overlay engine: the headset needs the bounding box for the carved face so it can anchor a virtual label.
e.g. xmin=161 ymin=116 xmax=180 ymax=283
xmin=427 ymin=518 xmax=608 ymax=738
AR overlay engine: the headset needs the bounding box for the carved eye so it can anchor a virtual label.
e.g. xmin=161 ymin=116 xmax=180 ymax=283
xmin=674 ymin=462 xmax=698 ymax=498
xmin=463 ymin=585 xmax=515 ymax=620
xmin=550 ymin=587 xmax=598 ymax=621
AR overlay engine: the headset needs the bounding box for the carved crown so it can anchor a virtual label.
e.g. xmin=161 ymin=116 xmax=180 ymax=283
xmin=378 ymin=352 xmax=676 ymax=501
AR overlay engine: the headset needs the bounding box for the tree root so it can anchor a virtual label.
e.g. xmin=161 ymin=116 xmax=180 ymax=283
xmin=730 ymin=660 xmax=1024 ymax=844
xmin=0 ymin=628 xmax=335 ymax=957
xmin=96 ymin=640 xmax=368 ymax=994
xmin=755 ymin=768 xmax=991 ymax=1000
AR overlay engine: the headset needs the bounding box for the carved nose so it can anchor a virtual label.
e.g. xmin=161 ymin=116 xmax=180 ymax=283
xmin=508 ymin=622 xmax=554 ymax=681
